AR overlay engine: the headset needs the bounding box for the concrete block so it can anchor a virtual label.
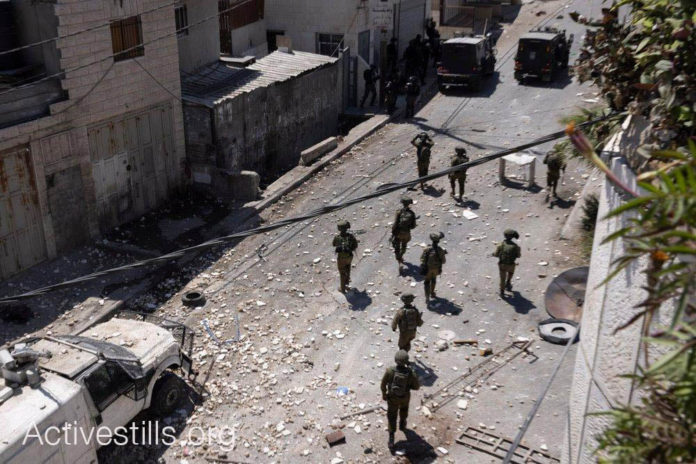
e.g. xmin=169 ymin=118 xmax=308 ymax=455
xmin=300 ymin=136 xmax=338 ymax=165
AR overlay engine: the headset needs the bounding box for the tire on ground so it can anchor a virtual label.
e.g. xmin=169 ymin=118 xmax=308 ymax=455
xmin=538 ymin=318 xmax=579 ymax=344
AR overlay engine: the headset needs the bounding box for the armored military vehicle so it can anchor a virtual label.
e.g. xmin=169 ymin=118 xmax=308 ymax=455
xmin=514 ymin=27 xmax=573 ymax=83
xmin=437 ymin=34 xmax=496 ymax=91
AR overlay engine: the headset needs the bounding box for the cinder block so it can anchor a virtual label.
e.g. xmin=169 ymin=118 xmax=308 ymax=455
xmin=300 ymin=136 xmax=338 ymax=165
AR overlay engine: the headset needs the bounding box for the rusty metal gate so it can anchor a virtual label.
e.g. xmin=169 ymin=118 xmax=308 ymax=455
xmin=0 ymin=145 xmax=47 ymax=279
xmin=88 ymin=104 xmax=178 ymax=231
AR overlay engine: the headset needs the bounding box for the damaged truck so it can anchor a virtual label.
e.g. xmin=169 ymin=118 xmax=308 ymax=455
xmin=0 ymin=312 xmax=194 ymax=464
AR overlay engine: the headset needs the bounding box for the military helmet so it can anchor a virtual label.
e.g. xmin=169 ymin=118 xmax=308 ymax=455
xmin=455 ymin=146 xmax=467 ymax=155
xmin=401 ymin=196 xmax=413 ymax=205
xmin=395 ymin=350 xmax=410 ymax=365
xmin=430 ymin=232 xmax=443 ymax=242
xmin=400 ymin=293 xmax=415 ymax=303
xmin=337 ymin=220 xmax=351 ymax=230
xmin=504 ymin=229 xmax=519 ymax=239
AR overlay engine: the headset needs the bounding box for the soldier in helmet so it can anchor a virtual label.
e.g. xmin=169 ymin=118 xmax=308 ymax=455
xmin=492 ymin=229 xmax=521 ymax=295
xmin=391 ymin=293 xmax=423 ymax=351
xmin=411 ymin=132 xmax=433 ymax=189
xmin=420 ymin=232 xmax=447 ymax=302
xmin=448 ymin=147 xmax=470 ymax=201
xmin=543 ymin=150 xmax=567 ymax=200
xmin=391 ymin=196 xmax=417 ymax=273
xmin=332 ymin=220 xmax=358 ymax=293
xmin=405 ymin=75 xmax=421 ymax=118
xmin=381 ymin=350 xmax=420 ymax=449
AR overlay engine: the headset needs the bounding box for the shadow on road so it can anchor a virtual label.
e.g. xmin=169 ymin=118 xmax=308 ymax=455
xmin=345 ymin=289 xmax=372 ymax=311
xmin=412 ymin=359 xmax=438 ymax=387
xmin=392 ymin=429 xmax=437 ymax=462
xmin=427 ymin=297 xmax=463 ymax=315
xmin=501 ymin=178 xmax=543 ymax=193
xmin=456 ymin=198 xmax=480 ymax=210
xmin=517 ymin=68 xmax=573 ymax=90
xmin=548 ymin=196 xmax=576 ymax=209
xmin=421 ymin=185 xmax=445 ymax=198
xmin=402 ymin=262 xmax=425 ymax=281
xmin=503 ymin=291 xmax=536 ymax=314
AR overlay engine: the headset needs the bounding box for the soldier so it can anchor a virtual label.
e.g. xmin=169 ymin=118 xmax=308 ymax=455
xmin=391 ymin=293 xmax=423 ymax=351
xmin=411 ymin=132 xmax=433 ymax=189
xmin=493 ymin=229 xmax=521 ymax=295
xmin=420 ymin=232 xmax=447 ymax=302
xmin=391 ymin=196 xmax=417 ymax=272
xmin=332 ymin=220 xmax=358 ymax=293
xmin=381 ymin=350 xmax=420 ymax=449
xmin=405 ymin=75 xmax=421 ymax=118
xmin=448 ymin=146 xmax=470 ymax=200
xmin=543 ymin=150 xmax=567 ymax=199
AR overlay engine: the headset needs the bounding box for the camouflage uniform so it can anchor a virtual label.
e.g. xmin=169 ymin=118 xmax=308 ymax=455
xmin=420 ymin=232 xmax=447 ymax=301
xmin=493 ymin=229 xmax=521 ymax=293
xmin=448 ymin=147 xmax=469 ymax=200
xmin=381 ymin=350 xmax=420 ymax=448
xmin=411 ymin=132 xmax=433 ymax=189
xmin=391 ymin=293 xmax=423 ymax=351
xmin=391 ymin=196 xmax=417 ymax=270
xmin=543 ymin=151 xmax=567 ymax=197
xmin=332 ymin=221 xmax=358 ymax=293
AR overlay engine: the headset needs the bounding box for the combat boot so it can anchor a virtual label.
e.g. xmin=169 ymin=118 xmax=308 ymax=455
xmin=506 ymin=281 xmax=513 ymax=291
xmin=399 ymin=419 xmax=408 ymax=432
xmin=388 ymin=432 xmax=395 ymax=449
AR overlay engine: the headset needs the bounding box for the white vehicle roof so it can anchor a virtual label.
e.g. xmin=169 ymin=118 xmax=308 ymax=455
xmin=0 ymin=372 xmax=83 ymax=457
xmin=444 ymin=36 xmax=485 ymax=45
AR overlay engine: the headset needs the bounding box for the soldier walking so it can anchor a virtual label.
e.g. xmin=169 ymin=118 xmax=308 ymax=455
xmin=493 ymin=229 xmax=521 ymax=295
xmin=391 ymin=293 xmax=423 ymax=351
xmin=405 ymin=75 xmax=421 ymax=118
xmin=420 ymin=232 xmax=447 ymax=302
xmin=391 ymin=196 xmax=417 ymax=273
xmin=411 ymin=132 xmax=433 ymax=189
xmin=448 ymin=146 xmax=470 ymax=200
xmin=543 ymin=150 xmax=567 ymax=199
xmin=381 ymin=350 xmax=420 ymax=449
xmin=332 ymin=220 xmax=358 ymax=293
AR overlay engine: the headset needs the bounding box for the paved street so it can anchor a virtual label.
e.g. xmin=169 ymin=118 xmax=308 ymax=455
xmin=96 ymin=0 xmax=602 ymax=462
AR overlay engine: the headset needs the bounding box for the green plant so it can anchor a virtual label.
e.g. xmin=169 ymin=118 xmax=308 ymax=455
xmin=568 ymin=0 xmax=696 ymax=461
xmin=581 ymin=193 xmax=599 ymax=231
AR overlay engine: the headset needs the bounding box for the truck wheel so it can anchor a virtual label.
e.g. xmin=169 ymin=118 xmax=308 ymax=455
xmin=151 ymin=372 xmax=183 ymax=416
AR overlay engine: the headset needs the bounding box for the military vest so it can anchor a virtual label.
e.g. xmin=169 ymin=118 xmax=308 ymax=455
xmin=498 ymin=242 xmax=519 ymax=265
xmin=399 ymin=307 xmax=419 ymax=331
xmin=390 ymin=367 xmax=411 ymax=397
xmin=335 ymin=235 xmax=354 ymax=254
xmin=547 ymin=154 xmax=563 ymax=170
xmin=425 ymin=246 xmax=443 ymax=268
xmin=397 ymin=209 xmax=415 ymax=230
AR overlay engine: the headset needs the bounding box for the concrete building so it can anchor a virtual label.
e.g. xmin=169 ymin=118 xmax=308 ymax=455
xmin=0 ymin=0 xmax=187 ymax=279
xmin=561 ymin=117 xmax=678 ymax=463
xmin=182 ymin=50 xmax=342 ymax=199
xmin=264 ymin=0 xmax=430 ymax=105
xmin=218 ymin=0 xmax=268 ymax=58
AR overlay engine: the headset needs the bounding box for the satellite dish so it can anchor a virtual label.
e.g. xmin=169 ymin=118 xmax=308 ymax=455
xmin=544 ymin=266 xmax=588 ymax=323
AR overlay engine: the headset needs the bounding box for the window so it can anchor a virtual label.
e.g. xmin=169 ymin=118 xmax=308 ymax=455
xmin=316 ymin=33 xmax=343 ymax=57
xmin=83 ymin=362 xmax=134 ymax=411
xmin=175 ymin=6 xmax=189 ymax=37
xmin=110 ymin=16 xmax=144 ymax=62
xmin=358 ymin=30 xmax=370 ymax=63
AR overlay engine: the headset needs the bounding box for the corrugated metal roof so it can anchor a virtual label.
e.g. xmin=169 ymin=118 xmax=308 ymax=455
xmin=182 ymin=50 xmax=338 ymax=107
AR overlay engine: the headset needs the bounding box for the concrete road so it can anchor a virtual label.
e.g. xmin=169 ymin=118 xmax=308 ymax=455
xmin=102 ymin=1 xmax=605 ymax=462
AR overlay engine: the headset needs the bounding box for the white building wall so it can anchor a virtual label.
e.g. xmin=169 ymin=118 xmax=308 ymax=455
xmin=231 ymin=20 xmax=269 ymax=57
xmin=178 ymin=0 xmax=220 ymax=73
xmin=562 ymin=119 xmax=676 ymax=463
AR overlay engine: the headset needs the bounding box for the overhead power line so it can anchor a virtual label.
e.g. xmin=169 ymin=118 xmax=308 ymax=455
xmin=0 ymin=115 xmax=614 ymax=304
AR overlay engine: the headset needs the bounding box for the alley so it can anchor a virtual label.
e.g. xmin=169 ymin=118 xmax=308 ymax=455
xmin=95 ymin=1 xmax=605 ymax=462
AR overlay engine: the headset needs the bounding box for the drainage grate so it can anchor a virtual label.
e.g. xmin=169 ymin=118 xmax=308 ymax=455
xmin=456 ymin=426 xmax=560 ymax=464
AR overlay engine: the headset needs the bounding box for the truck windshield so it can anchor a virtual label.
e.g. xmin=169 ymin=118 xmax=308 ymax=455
xmin=442 ymin=44 xmax=479 ymax=72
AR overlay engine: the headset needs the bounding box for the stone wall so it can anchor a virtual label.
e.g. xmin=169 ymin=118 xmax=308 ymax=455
xmin=0 ymin=0 xmax=187 ymax=277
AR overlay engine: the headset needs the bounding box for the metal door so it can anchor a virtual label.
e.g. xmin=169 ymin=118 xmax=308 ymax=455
xmin=0 ymin=145 xmax=46 ymax=279
xmin=89 ymin=105 xmax=177 ymax=231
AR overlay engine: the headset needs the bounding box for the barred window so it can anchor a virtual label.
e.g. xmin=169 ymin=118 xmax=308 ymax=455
xmin=175 ymin=6 xmax=189 ymax=37
xmin=110 ymin=16 xmax=144 ymax=62
xmin=316 ymin=33 xmax=343 ymax=56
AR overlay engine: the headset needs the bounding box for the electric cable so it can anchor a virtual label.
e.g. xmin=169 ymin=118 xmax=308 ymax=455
xmin=0 ymin=114 xmax=614 ymax=304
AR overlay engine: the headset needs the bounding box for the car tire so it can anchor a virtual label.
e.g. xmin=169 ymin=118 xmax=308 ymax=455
xmin=182 ymin=291 xmax=206 ymax=307
xmin=538 ymin=318 xmax=579 ymax=344
xmin=151 ymin=372 xmax=183 ymax=416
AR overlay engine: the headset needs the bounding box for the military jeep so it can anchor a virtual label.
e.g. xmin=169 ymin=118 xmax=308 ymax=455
xmin=514 ymin=27 xmax=573 ymax=83
xmin=437 ymin=34 xmax=496 ymax=91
